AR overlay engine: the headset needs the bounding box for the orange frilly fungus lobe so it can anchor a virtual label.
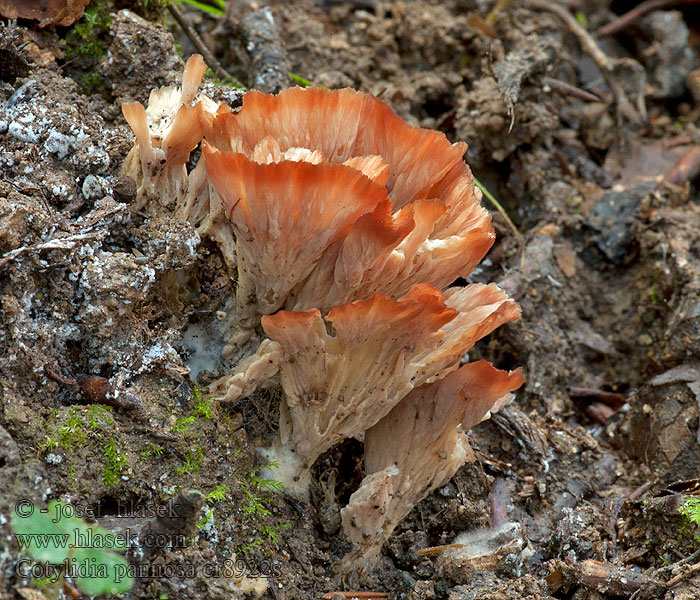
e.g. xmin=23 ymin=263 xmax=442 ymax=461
xmin=203 ymin=143 xmax=391 ymax=328
xmin=202 ymin=87 xmax=495 ymax=329
xmin=341 ymin=360 xmax=525 ymax=572
xmin=121 ymin=55 xmax=208 ymax=210
xmin=120 ymin=60 xmax=525 ymax=573
xmin=253 ymin=282 xmax=520 ymax=494
xmin=122 ymin=68 xmax=496 ymax=328
xmin=203 ymin=88 xmax=466 ymax=209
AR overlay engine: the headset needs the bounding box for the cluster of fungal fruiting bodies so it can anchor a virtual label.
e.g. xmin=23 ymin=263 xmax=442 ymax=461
xmin=122 ymin=55 xmax=524 ymax=575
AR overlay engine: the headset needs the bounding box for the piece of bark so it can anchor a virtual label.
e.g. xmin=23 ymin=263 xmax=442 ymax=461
xmin=0 ymin=0 xmax=89 ymax=26
xmin=569 ymin=387 xmax=626 ymax=409
xmin=77 ymin=375 xmax=141 ymax=411
xmin=238 ymin=7 xmax=291 ymax=93
xmin=488 ymin=478 xmax=509 ymax=528
xmin=584 ymin=401 xmax=617 ymax=424
xmin=491 ymin=405 xmax=550 ymax=465
xmin=577 ymin=559 xmax=646 ymax=595
xmin=664 ymin=146 xmax=700 ymax=186
xmin=0 ymin=22 xmax=30 ymax=81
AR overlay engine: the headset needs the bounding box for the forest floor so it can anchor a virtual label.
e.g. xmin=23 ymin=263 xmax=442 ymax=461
xmin=0 ymin=1 xmax=699 ymax=599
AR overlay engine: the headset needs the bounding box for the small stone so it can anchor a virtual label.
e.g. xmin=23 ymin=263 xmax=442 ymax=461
xmin=82 ymin=174 xmax=104 ymax=200
xmin=46 ymin=453 xmax=63 ymax=465
xmin=637 ymin=333 xmax=653 ymax=346
xmin=113 ymin=176 xmax=137 ymax=203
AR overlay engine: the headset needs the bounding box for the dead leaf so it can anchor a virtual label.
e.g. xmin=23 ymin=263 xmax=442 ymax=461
xmin=664 ymin=145 xmax=700 ymax=186
xmin=604 ymin=136 xmax=687 ymax=188
xmin=649 ymin=364 xmax=700 ymax=386
xmin=537 ymin=223 xmax=560 ymax=236
xmin=24 ymin=41 xmax=62 ymax=67
xmin=0 ymin=0 xmax=90 ymax=27
xmin=649 ymin=365 xmax=700 ymax=443
xmin=553 ymin=245 xmax=576 ymax=277
xmin=16 ymin=588 xmax=48 ymax=600
xmin=467 ymin=13 xmax=498 ymax=39
xmin=574 ymin=321 xmax=620 ymax=356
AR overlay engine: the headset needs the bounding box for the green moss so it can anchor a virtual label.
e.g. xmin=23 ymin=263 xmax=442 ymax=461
xmin=171 ymin=414 xmax=197 ymax=433
xmin=236 ymin=463 xmax=289 ymax=552
xmin=38 ymin=435 xmax=60 ymax=453
xmin=140 ymin=443 xmax=165 ymax=458
xmin=58 ymin=410 xmax=89 ymax=449
xmin=41 ymin=405 xmax=114 ymax=453
xmin=102 ymin=438 xmax=128 ymax=486
xmin=680 ymin=497 xmax=700 ymax=524
xmin=81 ymin=70 xmax=104 ymax=95
xmin=192 ymin=388 xmax=216 ymax=419
xmin=65 ymin=1 xmax=112 ymax=60
xmin=66 ymin=461 xmax=78 ymax=489
xmin=31 ymin=574 xmax=60 ymax=591
xmin=649 ymin=283 xmax=660 ymax=304
xmin=175 ymin=446 xmax=204 ymax=474
xmin=85 ymin=403 xmax=115 ymax=428
xmin=64 ymin=0 xmax=113 ymax=94
xmin=40 ymin=405 xmax=128 ymax=488
xmin=205 ymin=484 xmax=230 ymax=502
xmin=170 ymin=388 xmax=217 ymax=435
xmin=196 ymin=507 xmax=215 ymax=530
xmin=679 ymin=497 xmax=700 ymax=539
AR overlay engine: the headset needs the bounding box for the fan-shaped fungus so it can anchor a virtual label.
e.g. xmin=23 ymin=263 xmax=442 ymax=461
xmin=120 ymin=57 xmax=526 ymax=574
xmin=340 ymin=361 xmax=525 ymax=573
xmin=121 ymin=54 xmax=212 ymax=210
xmin=212 ymin=283 xmax=520 ymax=495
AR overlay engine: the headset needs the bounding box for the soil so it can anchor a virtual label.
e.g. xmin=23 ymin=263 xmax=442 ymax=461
xmin=1 ymin=1 xmax=700 ymax=599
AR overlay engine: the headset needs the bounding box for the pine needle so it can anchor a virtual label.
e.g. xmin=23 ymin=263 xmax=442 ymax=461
xmin=473 ymin=174 xmax=522 ymax=240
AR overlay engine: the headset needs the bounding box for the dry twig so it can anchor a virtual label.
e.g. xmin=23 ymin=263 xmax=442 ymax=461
xmin=569 ymin=387 xmax=626 ymax=408
xmin=0 ymin=232 xmax=102 ymax=269
xmin=0 ymin=202 xmax=125 ymax=269
xmin=595 ymin=0 xmax=694 ymax=38
xmin=168 ymin=3 xmax=243 ymax=87
xmin=665 ymin=559 xmax=700 ymax=589
xmin=658 ymin=547 xmax=700 ymax=577
xmin=415 ymin=543 xmax=465 ymax=556
xmin=542 ymin=76 xmax=600 ymax=102
xmin=664 ymin=146 xmax=700 ymax=185
xmin=527 ymin=0 xmax=647 ymax=127
xmin=238 ymin=7 xmax=291 ymax=94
